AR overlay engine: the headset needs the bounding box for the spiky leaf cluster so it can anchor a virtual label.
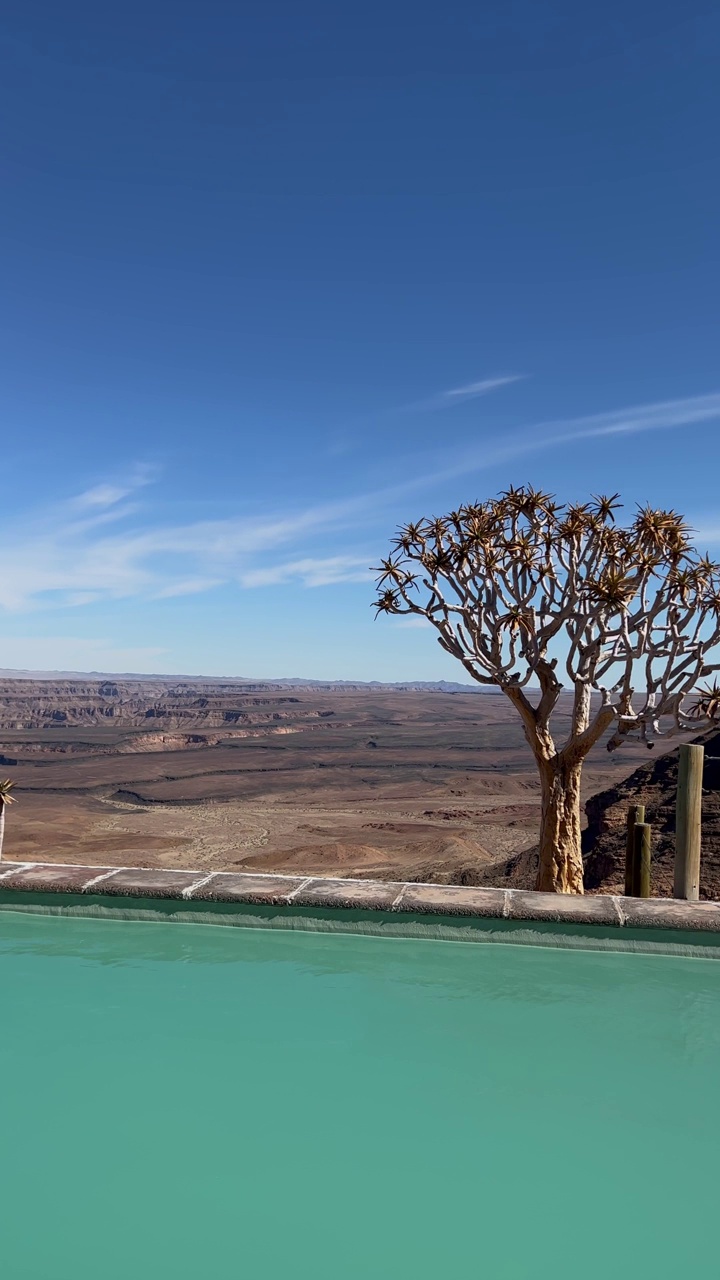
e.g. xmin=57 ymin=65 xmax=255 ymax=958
xmin=373 ymin=487 xmax=720 ymax=749
xmin=0 ymin=779 xmax=15 ymax=806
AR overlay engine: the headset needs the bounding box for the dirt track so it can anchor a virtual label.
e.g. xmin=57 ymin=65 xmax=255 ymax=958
xmin=0 ymin=682 xmax=672 ymax=885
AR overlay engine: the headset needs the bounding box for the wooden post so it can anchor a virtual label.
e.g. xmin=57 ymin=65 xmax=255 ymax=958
xmin=674 ymin=743 xmax=704 ymax=901
xmin=625 ymin=804 xmax=645 ymax=896
xmin=633 ymin=823 xmax=652 ymax=898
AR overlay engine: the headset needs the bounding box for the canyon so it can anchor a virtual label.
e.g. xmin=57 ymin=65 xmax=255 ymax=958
xmin=0 ymin=675 xmax=683 ymax=889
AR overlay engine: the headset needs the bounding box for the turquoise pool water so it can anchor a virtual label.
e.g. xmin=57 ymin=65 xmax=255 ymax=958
xmin=1 ymin=912 xmax=719 ymax=1279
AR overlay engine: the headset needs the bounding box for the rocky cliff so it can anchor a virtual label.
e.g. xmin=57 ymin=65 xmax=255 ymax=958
xmin=0 ymin=679 xmax=308 ymax=732
xmin=582 ymin=729 xmax=720 ymax=899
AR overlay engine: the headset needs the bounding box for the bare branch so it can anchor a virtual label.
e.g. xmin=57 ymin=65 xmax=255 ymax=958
xmin=372 ymin=488 xmax=720 ymax=756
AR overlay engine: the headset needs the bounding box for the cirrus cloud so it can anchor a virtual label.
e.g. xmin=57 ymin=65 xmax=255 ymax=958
xmin=1 ymin=389 xmax=719 ymax=616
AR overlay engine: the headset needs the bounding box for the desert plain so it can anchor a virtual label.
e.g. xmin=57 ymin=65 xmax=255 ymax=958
xmin=0 ymin=676 xmax=672 ymax=887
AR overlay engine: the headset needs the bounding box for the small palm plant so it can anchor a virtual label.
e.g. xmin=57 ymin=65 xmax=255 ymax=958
xmin=0 ymin=779 xmax=16 ymax=861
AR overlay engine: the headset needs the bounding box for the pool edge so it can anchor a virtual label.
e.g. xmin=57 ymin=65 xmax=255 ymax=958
xmin=0 ymin=861 xmax=719 ymax=956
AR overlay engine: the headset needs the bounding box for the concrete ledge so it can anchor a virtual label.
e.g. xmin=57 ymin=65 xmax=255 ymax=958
xmin=0 ymin=861 xmax=718 ymax=934
xmin=91 ymin=868 xmax=202 ymax=899
xmin=395 ymin=883 xmax=508 ymax=917
xmin=190 ymin=872 xmax=308 ymax=905
xmin=0 ymin=863 xmax=111 ymax=893
xmin=618 ymin=897 xmax=720 ymax=933
xmin=290 ymin=877 xmax=404 ymax=910
xmin=507 ymin=889 xmax=623 ymax=927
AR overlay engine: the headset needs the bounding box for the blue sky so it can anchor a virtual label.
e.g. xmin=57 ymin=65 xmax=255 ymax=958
xmin=1 ymin=0 xmax=719 ymax=679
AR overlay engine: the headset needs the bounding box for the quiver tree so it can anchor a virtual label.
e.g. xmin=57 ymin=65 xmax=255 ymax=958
xmin=373 ymin=488 xmax=720 ymax=894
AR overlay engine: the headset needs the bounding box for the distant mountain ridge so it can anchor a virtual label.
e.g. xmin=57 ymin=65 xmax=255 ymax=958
xmin=0 ymin=667 xmax=485 ymax=693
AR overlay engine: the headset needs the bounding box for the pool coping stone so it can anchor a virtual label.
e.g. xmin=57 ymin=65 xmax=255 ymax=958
xmin=0 ymin=861 xmax=718 ymax=933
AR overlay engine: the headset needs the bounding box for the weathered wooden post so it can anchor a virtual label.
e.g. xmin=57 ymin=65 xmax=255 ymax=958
xmin=674 ymin=743 xmax=704 ymax=901
xmin=625 ymin=804 xmax=645 ymax=896
xmin=632 ymin=823 xmax=652 ymax=898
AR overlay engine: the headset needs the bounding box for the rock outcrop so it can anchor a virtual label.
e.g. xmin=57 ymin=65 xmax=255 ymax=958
xmin=0 ymin=679 xmax=306 ymax=733
xmin=582 ymin=729 xmax=720 ymax=899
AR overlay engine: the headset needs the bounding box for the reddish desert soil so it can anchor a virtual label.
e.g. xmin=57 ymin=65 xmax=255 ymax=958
xmin=0 ymin=679 xmax=677 ymax=886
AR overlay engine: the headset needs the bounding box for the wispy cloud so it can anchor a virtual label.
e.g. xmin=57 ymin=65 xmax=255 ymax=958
xmin=0 ymin=477 xmax=373 ymax=612
xmin=240 ymin=556 xmax=372 ymax=589
xmin=385 ymin=390 xmax=720 ymax=496
xmin=325 ymin=373 xmax=523 ymax=455
xmin=73 ymin=484 xmax=134 ymax=510
xmin=441 ymin=376 xmax=524 ymax=400
xmin=154 ymin=578 xmax=226 ymax=599
xmin=401 ymin=374 xmax=525 ymax=416
xmin=690 ymin=525 xmax=720 ymax=547
xmin=1 ymin=391 xmax=717 ymax=615
xmin=69 ymin=465 xmax=157 ymax=513
xmin=537 ymin=391 xmax=720 ymax=443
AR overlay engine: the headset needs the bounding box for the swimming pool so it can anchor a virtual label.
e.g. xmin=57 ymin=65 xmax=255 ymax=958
xmin=1 ymin=909 xmax=718 ymax=1279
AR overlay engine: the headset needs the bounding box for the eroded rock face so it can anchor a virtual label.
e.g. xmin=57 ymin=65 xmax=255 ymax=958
xmin=0 ymin=679 xmax=303 ymax=732
xmin=582 ymin=730 xmax=720 ymax=899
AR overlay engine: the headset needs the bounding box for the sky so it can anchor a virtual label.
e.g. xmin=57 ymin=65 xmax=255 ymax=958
xmin=1 ymin=0 xmax=719 ymax=681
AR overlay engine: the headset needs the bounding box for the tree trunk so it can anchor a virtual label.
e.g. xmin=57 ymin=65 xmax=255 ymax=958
xmin=0 ymin=804 xmax=5 ymax=862
xmin=536 ymin=758 xmax=584 ymax=894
